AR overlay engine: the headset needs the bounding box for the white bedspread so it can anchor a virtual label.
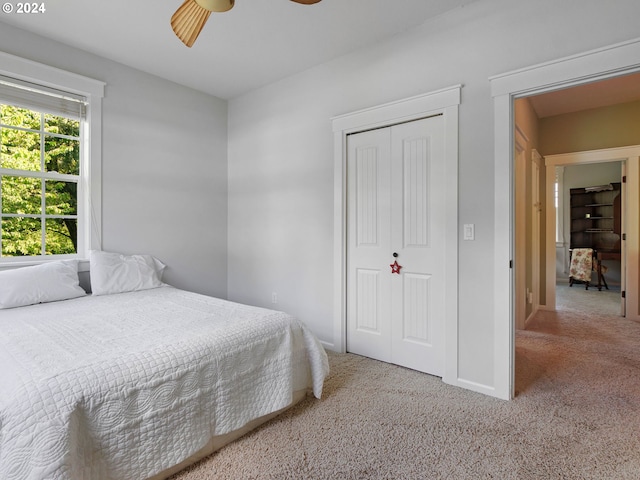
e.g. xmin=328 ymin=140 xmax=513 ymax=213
xmin=0 ymin=286 xmax=329 ymax=479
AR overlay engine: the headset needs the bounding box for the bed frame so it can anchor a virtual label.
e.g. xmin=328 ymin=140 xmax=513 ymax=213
xmin=150 ymin=389 xmax=307 ymax=479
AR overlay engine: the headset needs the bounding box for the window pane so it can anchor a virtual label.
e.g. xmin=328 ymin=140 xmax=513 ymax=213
xmin=44 ymin=114 xmax=80 ymax=137
xmin=1 ymin=176 xmax=41 ymax=214
xmin=45 ymin=218 xmax=77 ymax=255
xmin=0 ymin=105 xmax=40 ymax=130
xmin=1 ymin=128 xmax=41 ymax=171
xmin=45 ymin=135 xmax=79 ymax=174
xmin=1 ymin=216 xmax=41 ymax=257
xmin=45 ymin=180 xmax=77 ymax=215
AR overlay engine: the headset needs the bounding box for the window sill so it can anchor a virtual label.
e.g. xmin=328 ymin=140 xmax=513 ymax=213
xmin=0 ymin=257 xmax=89 ymax=272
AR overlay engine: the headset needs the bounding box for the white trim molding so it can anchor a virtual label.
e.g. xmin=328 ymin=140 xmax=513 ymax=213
xmin=555 ymin=166 xmax=565 ymax=245
xmin=331 ymin=85 xmax=460 ymax=388
xmin=491 ymin=37 xmax=640 ymax=400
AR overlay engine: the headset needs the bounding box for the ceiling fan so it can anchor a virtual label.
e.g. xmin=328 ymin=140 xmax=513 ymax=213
xmin=171 ymin=0 xmax=322 ymax=48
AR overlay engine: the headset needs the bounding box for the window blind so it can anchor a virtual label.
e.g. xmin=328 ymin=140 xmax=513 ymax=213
xmin=0 ymin=75 xmax=87 ymax=119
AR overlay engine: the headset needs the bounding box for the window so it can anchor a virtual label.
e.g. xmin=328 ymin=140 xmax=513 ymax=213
xmin=1 ymin=101 xmax=82 ymax=257
xmin=0 ymin=53 xmax=104 ymax=265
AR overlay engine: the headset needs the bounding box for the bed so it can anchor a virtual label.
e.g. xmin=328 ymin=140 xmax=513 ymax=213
xmin=0 ymin=252 xmax=329 ymax=479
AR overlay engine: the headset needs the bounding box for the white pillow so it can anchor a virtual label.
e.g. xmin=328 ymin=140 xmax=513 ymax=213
xmin=89 ymin=250 xmax=166 ymax=296
xmin=0 ymin=260 xmax=86 ymax=309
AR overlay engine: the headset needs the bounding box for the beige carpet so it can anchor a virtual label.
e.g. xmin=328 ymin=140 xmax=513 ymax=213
xmin=171 ymin=287 xmax=640 ymax=479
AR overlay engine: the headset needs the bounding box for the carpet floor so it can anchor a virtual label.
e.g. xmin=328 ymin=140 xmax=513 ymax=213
xmin=171 ymin=286 xmax=640 ymax=479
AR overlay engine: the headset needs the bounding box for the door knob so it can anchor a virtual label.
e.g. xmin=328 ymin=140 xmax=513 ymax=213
xmin=393 ymin=252 xmax=398 ymax=258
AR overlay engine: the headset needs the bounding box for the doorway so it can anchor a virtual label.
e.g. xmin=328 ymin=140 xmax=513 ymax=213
xmin=491 ymin=37 xmax=640 ymax=400
xmin=543 ymin=147 xmax=640 ymax=319
xmin=552 ymin=161 xmax=624 ymax=317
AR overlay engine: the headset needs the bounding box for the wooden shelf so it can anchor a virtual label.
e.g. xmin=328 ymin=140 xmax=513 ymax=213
xmin=570 ymin=182 xmax=621 ymax=252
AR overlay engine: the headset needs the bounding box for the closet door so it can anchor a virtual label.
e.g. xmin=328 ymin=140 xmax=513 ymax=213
xmin=347 ymin=127 xmax=393 ymax=363
xmin=347 ymin=115 xmax=445 ymax=376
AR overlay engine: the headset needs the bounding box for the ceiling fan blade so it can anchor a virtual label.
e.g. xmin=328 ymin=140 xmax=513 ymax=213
xmin=171 ymin=0 xmax=234 ymax=47
xmin=171 ymin=0 xmax=314 ymax=48
xmin=171 ymin=0 xmax=212 ymax=48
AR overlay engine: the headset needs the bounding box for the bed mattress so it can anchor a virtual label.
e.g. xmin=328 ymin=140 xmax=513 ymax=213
xmin=0 ymin=286 xmax=328 ymax=479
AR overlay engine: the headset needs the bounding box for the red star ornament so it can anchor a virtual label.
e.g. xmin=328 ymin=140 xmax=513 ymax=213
xmin=390 ymin=260 xmax=402 ymax=274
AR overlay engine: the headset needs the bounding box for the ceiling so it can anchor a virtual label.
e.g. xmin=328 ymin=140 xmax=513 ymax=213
xmin=0 ymin=0 xmax=480 ymax=99
xmin=2 ymin=1 xmax=638 ymax=112
xmin=528 ymin=72 xmax=640 ymax=118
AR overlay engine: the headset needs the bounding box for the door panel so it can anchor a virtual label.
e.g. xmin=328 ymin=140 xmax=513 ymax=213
xmin=402 ymin=272 xmax=432 ymax=344
xmin=402 ymin=136 xmax=431 ymax=247
xmin=347 ymin=128 xmax=392 ymax=363
xmin=347 ymin=115 xmax=445 ymax=376
xmin=391 ymin=117 xmax=445 ymax=375
xmin=355 ymin=146 xmax=380 ymax=246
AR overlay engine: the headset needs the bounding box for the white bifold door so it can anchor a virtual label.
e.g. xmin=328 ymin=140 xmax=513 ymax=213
xmin=347 ymin=115 xmax=445 ymax=376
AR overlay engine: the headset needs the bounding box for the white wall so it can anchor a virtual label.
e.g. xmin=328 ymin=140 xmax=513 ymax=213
xmin=227 ymin=0 xmax=640 ymax=388
xmin=0 ymin=23 xmax=228 ymax=297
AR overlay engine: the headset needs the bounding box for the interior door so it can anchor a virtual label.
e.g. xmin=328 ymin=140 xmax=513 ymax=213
xmin=621 ymin=162 xmax=627 ymax=316
xmin=346 ymin=115 xmax=445 ymax=376
xmin=346 ymin=127 xmax=393 ymax=364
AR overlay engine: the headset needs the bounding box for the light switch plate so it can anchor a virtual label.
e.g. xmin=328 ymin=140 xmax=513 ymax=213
xmin=463 ymin=223 xmax=475 ymax=240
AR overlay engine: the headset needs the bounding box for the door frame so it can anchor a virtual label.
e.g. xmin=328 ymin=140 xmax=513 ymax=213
xmin=544 ymin=147 xmax=640 ymax=315
xmin=332 ymin=85 xmax=460 ymax=387
xmin=531 ymin=149 xmax=543 ymax=316
xmin=491 ymin=37 xmax=640 ymax=400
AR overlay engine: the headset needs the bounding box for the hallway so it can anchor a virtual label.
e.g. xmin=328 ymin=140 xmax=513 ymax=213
xmin=516 ymin=281 xmax=631 ymax=398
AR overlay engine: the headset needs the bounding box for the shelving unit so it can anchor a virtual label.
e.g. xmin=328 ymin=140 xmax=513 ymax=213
xmin=569 ymin=182 xmax=621 ymax=252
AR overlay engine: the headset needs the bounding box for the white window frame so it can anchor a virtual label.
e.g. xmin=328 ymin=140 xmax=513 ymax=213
xmin=0 ymin=51 xmax=104 ymax=267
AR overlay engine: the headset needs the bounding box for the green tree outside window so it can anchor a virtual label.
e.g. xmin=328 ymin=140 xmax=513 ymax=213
xmin=1 ymin=104 xmax=80 ymax=257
